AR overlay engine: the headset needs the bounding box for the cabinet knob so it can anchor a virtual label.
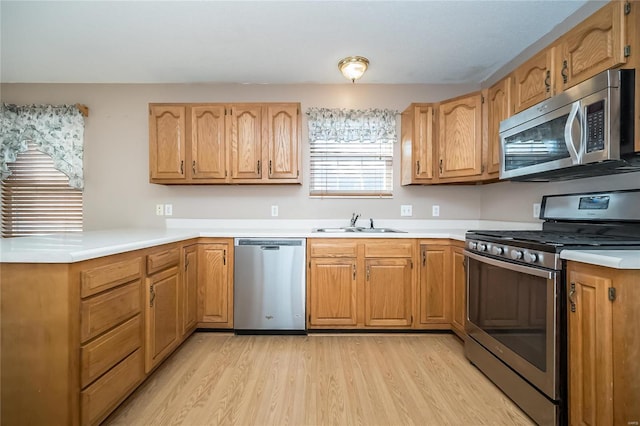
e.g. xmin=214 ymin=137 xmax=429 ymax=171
xmin=544 ymin=70 xmax=551 ymax=93
xmin=561 ymin=60 xmax=568 ymax=84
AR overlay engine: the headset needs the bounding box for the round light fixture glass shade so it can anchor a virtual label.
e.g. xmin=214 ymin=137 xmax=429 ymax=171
xmin=338 ymin=56 xmax=369 ymax=83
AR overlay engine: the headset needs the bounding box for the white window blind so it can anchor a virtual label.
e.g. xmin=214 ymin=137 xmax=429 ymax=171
xmin=309 ymin=140 xmax=393 ymax=196
xmin=1 ymin=143 xmax=83 ymax=237
xmin=306 ymin=108 xmax=396 ymax=197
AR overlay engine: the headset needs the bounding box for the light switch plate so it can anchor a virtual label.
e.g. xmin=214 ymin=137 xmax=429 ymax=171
xmin=432 ymin=205 xmax=440 ymax=217
xmin=164 ymin=204 xmax=173 ymax=216
xmin=533 ymin=203 xmax=541 ymax=218
xmin=271 ymin=205 xmax=279 ymax=217
xmin=400 ymin=205 xmax=413 ymax=217
xmin=156 ymin=204 xmax=164 ymax=216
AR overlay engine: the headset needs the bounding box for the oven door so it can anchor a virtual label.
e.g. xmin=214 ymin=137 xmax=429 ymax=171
xmin=465 ymin=250 xmax=560 ymax=400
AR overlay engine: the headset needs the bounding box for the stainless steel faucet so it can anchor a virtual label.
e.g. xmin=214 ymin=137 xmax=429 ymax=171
xmin=350 ymin=213 xmax=361 ymax=227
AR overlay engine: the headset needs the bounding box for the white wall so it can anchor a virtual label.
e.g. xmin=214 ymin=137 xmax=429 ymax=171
xmin=2 ymin=82 xmax=639 ymax=229
xmin=2 ymin=82 xmax=489 ymax=230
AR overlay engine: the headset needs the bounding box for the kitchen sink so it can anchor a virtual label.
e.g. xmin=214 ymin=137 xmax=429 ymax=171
xmin=313 ymin=227 xmax=406 ymax=233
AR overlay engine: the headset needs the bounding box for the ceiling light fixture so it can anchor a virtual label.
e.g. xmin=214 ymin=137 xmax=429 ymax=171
xmin=338 ymin=56 xmax=369 ymax=83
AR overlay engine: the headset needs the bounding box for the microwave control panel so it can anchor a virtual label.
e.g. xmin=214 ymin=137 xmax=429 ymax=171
xmin=585 ymin=100 xmax=605 ymax=153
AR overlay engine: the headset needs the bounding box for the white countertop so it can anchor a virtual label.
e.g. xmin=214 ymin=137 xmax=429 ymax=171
xmin=0 ymin=219 xmax=636 ymax=268
xmin=560 ymin=250 xmax=640 ymax=269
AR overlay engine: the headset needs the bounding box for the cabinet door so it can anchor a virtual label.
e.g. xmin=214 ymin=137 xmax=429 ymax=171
xmin=198 ymin=243 xmax=233 ymax=327
xmin=438 ymin=93 xmax=483 ymax=179
xmin=487 ymin=78 xmax=512 ymax=175
xmin=451 ymin=247 xmax=466 ymax=336
xmin=191 ymin=105 xmax=227 ymax=181
xmin=149 ymin=105 xmax=186 ymax=181
xmin=266 ymin=104 xmax=300 ymax=180
xmin=365 ymin=258 xmax=412 ymax=327
xmin=230 ymin=104 xmax=262 ymax=180
xmin=145 ymin=266 xmax=180 ymax=372
xmin=308 ymin=258 xmax=357 ymax=326
xmin=401 ymin=104 xmax=435 ymax=184
xmin=181 ymin=245 xmax=198 ymax=336
xmin=418 ymin=245 xmax=451 ymax=325
xmin=567 ymin=267 xmax=614 ymax=426
xmin=559 ymin=1 xmax=626 ymax=90
xmin=513 ymin=49 xmax=554 ymax=114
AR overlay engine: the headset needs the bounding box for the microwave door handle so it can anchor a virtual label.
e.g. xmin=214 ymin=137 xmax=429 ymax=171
xmin=564 ymin=102 xmax=582 ymax=164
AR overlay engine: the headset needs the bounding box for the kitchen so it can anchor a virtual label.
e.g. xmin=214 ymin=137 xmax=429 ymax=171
xmin=1 ymin=1 xmax=640 ymax=425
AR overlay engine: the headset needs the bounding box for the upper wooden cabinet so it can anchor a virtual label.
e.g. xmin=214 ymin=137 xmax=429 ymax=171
xmin=512 ymin=49 xmax=555 ymax=114
xmin=486 ymin=77 xmax=513 ymax=175
xmin=266 ymin=104 xmax=300 ymax=180
xmin=438 ymin=92 xmax=483 ymax=180
xmin=557 ymin=1 xmax=627 ymax=91
xmin=401 ymin=104 xmax=435 ymax=184
xmin=191 ymin=105 xmax=227 ymax=181
xmin=149 ymin=103 xmax=301 ymax=185
xmin=149 ymin=105 xmax=187 ymax=180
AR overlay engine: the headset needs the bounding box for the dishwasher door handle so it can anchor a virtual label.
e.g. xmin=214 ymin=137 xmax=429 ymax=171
xmin=260 ymin=246 xmax=281 ymax=250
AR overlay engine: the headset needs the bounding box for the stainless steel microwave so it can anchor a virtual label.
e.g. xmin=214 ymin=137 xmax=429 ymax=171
xmin=499 ymin=69 xmax=637 ymax=181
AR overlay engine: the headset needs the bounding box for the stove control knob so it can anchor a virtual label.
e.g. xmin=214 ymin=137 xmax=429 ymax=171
xmin=478 ymin=244 xmax=487 ymax=252
xmin=511 ymin=250 xmax=523 ymax=260
xmin=524 ymin=252 xmax=538 ymax=263
xmin=468 ymin=241 xmax=477 ymax=250
xmin=492 ymin=246 xmax=504 ymax=255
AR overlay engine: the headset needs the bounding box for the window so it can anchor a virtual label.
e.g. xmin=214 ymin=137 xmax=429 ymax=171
xmin=307 ymin=108 xmax=396 ymax=197
xmin=1 ymin=143 xmax=83 ymax=237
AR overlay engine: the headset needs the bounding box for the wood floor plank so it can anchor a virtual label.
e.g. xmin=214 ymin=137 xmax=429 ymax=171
xmin=104 ymin=333 xmax=534 ymax=426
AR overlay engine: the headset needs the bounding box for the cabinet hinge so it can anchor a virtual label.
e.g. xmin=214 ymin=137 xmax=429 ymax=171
xmin=481 ymin=164 xmax=485 ymax=174
xmin=624 ymin=1 xmax=631 ymax=15
xmin=297 ymin=170 xmax=300 ymax=177
xmin=308 ymin=260 xmax=311 ymax=269
xmin=624 ymin=45 xmax=631 ymax=58
xmin=608 ymin=287 xmax=616 ymax=301
xmin=410 ymin=260 xmax=414 ymax=269
xmin=481 ymin=95 xmax=485 ymax=104
xmin=223 ymin=249 xmax=226 ymax=266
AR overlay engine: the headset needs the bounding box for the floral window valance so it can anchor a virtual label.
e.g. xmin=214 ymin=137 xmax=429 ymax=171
xmin=0 ymin=103 xmax=85 ymax=189
xmin=306 ymin=108 xmax=397 ymax=143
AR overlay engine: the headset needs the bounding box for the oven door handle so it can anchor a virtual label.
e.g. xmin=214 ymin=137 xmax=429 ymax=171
xmin=464 ymin=250 xmax=556 ymax=279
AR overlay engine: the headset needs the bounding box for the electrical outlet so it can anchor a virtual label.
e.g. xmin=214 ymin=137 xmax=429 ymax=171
xmin=156 ymin=204 xmax=164 ymax=216
xmin=533 ymin=203 xmax=541 ymax=218
xmin=271 ymin=205 xmax=279 ymax=217
xmin=164 ymin=204 xmax=173 ymax=216
xmin=432 ymin=205 xmax=440 ymax=217
xmin=400 ymin=205 xmax=413 ymax=217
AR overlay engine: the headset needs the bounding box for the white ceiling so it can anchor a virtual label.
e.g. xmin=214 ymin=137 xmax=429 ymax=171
xmin=1 ymin=0 xmax=596 ymax=85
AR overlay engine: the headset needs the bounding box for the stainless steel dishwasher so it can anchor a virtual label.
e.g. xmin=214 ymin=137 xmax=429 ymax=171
xmin=233 ymin=238 xmax=306 ymax=333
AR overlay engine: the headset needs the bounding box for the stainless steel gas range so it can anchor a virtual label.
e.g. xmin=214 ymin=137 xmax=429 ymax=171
xmin=464 ymin=189 xmax=640 ymax=426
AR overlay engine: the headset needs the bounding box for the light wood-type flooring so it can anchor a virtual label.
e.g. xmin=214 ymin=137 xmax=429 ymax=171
xmin=105 ymin=333 xmax=534 ymax=426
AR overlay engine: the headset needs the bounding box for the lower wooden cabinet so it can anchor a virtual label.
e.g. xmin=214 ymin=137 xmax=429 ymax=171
xmin=197 ymin=239 xmax=234 ymax=328
xmin=307 ymin=239 xmax=415 ymax=329
xmin=417 ymin=243 xmax=452 ymax=327
xmin=308 ymin=257 xmax=358 ymax=326
xmin=365 ymin=257 xmax=413 ymax=327
xmin=566 ymin=261 xmax=640 ymax=426
xmin=181 ymin=244 xmax=199 ymax=336
xmin=145 ymin=266 xmax=180 ymax=372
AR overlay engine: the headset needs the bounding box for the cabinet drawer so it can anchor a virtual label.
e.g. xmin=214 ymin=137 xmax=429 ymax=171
xmin=147 ymin=247 xmax=180 ymax=275
xmin=80 ymin=281 xmax=141 ymax=343
xmin=80 ymin=257 xmax=142 ymax=298
xmin=81 ymin=315 xmax=142 ymax=388
xmin=365 ymin=241 xmax=414 ymax=258
xmin=81 ymin=349 xmax=144 ymax=426
xmin=309 ymin=241 xmax=358 ymax=258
